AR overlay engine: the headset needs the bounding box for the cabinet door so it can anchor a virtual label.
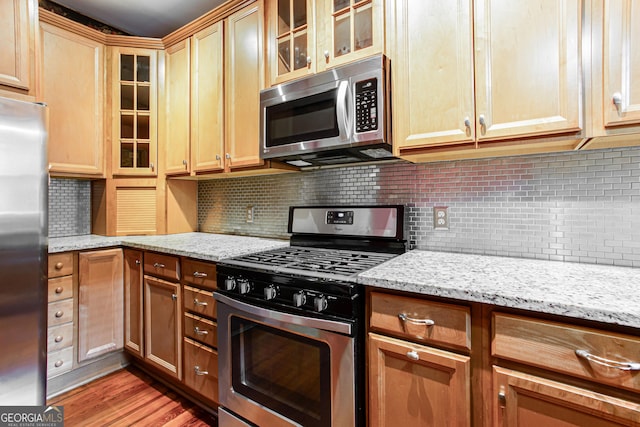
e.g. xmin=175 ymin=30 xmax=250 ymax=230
xmin=390 ymin=0 xmax=475 ymax=153
xmin=320 ymin=0 xmax=384 ymax=70
xmin=368 ymin=333 xmax=471 ymax=427
xmin=123 ymin=249 xmax=143 ymax=357
xmin=225 ymin=1 xmax=265 ymax=170
xmin=191 ymin=23 xmax=225 ymax=173
xmin=144 ymin=275 xmax=181 ymax=379
xmin=602 ymin=0 xmax=640 ymax=128
xmin=267 ymin=0 xmax=316 ymax=85
xmin=111 ymin=47 xmax=158 ymax=176
xmin=493 ymin=366 xmax=640 ymax=426
xmin=41 ymin=22 xmax=105 ymax=177
xmin=78 ymin=249 xmax=124 ymax=362
xmin=0 ymin=0 xmax=32 ymax=93
xmin=165 ymin=39 xmax=191 ymax=175
xmin=474 ymin=0 xmax=582 ymax=141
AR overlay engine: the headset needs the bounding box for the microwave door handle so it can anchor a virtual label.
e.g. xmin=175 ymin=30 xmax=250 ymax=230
xmin=336 ymin=80 xmax=351 ymax=138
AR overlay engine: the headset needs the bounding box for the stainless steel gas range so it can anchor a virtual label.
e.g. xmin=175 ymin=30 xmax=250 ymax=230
xmin=214 ymin=205 xmax=407 ymax=427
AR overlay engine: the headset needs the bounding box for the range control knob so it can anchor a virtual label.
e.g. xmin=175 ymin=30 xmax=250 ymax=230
xmin=237 ymin=279 xmax=252 ymax=295
xmin=224 ymin=276 xmax=236 ymax=291
xmin=264 ymin=285 xmax=277 ymax=300
xmin=313 ymin=295 xmax=328 ymax=312
xmin=293 ymin=291 xmax=306 ymax=307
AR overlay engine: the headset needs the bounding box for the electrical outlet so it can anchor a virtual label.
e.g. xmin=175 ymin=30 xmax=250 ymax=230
xmin=246 ymin=206 xmax=254 ymax=223
xmin=433 ymin=206 xmax=448 ymax=229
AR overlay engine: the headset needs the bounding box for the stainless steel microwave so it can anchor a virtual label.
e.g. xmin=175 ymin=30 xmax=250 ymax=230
xmin=260 ymin=55 xmax=394 ymax=168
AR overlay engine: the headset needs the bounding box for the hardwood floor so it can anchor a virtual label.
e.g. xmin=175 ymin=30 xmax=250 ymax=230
xmin=47 ymin=366 xmax=218 ymax=426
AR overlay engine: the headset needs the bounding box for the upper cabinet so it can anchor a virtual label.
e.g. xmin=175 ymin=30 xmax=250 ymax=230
xmin=266 ymin=0 xmax=384 ymax=86
xmin=0 ymin=0 xmax=37 ymax=99
xmin=111 ymin=47 xmax=159 ymax=176
xmin=164 ymin=39 xmax=191 ymax=175
xmin=40 ymin=13 xmax=105 ymax=177
xmin=391 ymin=0 xmax=584 ymax=161
xmin=585 ymin=0 xmax=640 ymax=149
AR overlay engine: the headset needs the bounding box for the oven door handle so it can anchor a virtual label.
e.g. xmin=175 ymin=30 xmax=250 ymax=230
xmin=214 ymin=292 xmax=353 ymax=336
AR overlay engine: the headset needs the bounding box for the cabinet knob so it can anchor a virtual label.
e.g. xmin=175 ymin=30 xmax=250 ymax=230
xmin=406 ymin=350 xmax=419 ymax=361
xmin=306 ymin=56 xmax=312 ymax=65
xmin=612 ymin=92 xmax=623 ymax=115
xmin=216 ymin=154 xmax=221 ymax=161
xmin=54 ymin=360 xmax=64 ymax=368
xmin=225 ymin=153 xmax=231 ymax=160
xmin=135 ymin=259 xmax=141 ymax=265
xmin=55 ymin=262 xmax=64 ymax=270
xmin=55 ymin=287 xmax=63 ymax=294
xmin=498 ymin=390 xmax=507 ymax=407
xmin=55 ymin=311 xmax=64 ymax=318
xmin=183 ymin=159 xmax=188 ymax=166
xmin=150 ymin=162 xmax=155 ymax=171
xmin=171 ymin=294 xmax=177 ymax=301
xmin=324 ymin=50 xmax=330 ymax=60
xmin=478 ymin=114 xmax=487 ymax=135
xmin=54 ymin=335 xmax=63 ymax=343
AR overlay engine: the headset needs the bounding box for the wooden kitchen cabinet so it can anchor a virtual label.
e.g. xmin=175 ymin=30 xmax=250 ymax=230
xmin=390 ymin=0 xmax=584 ymax=161
xmin=164 ymin=39 xmax=191 ymax=175
xmin=77 ymin=249 xmax=124 ymax=362
xmin=266 ymin=0 xmax=383 ymax=85
xmin=123 ymin=248 xmax=144 ymax=358
xmin=111 ymin=46 xmax=159 ymax=176
xmin=492 ymin=312 xmax=640 ymax=426
xmin=0 ymin=0 xmax=37 ymax=99
xmin=368 ymin=333 xmax=471 ymax=426
xmin=40 ymin=12 xmax=105 ymax=177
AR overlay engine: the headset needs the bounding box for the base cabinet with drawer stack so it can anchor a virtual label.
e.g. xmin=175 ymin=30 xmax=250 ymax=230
xmin=47 ymin=252 xmax=75 ymax=379
xmin=367 ymin=291 xmax=472 ymax=426
xmin=492 ymin=312 xmax=640 ymax=426
xmin=182 ymin=259 xmax=219 ymax=405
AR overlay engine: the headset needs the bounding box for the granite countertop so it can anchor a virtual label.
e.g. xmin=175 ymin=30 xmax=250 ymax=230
xmin=358 ymin=250 xmax=640 ymax=329
xmin=49 ymin=232 xmax=289 ymax=262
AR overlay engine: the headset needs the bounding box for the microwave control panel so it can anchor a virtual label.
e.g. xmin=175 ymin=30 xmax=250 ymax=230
xmin=355 ymin=78 xmax=378 ymax=133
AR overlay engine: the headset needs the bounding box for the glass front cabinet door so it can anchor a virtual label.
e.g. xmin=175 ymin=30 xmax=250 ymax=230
xmin=111 ymin=47 xmax=158 ymax=176
xmin=267 ymin=0 xmax=316 ymax=85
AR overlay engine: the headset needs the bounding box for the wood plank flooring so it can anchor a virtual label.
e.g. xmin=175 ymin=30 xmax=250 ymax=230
xmin=47 ymin=366 xmax=217 ymax=426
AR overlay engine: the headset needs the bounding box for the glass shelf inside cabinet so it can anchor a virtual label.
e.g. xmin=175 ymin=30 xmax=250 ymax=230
xmin=119 ymin=54 xmax=151 ymax=170
xmin=277 ymin=0 xmax=309 ymax=76
xmin=332 ymin=0 xmax=373 ymax=58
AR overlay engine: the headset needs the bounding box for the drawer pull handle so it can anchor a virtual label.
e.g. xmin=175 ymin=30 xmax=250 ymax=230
xmin=398 ymin=313 xmax=435 ymax=326
xmin=193 ymin=271 xmax=208 ymax=278
xmin=194 ymin=299 xmax=208 ymax=307
xmin=406 ymin=350 xmax=419 ymax=361
xmin=55 ymin=311 xmax=64 ymax=318
xmin=55 ymin=287 xmax=64 ymax=294
xmin=194 ymin=366 xmax=208 ymax=376
xmin=153 ymin=262 xmax=165 ymax=268
xmin=194 ymin=326 xmax=208 ymax=335
xmin=55 ymin=262 xmax=64 ymax=270
xmin=135 ymin=259 xmax=141 ymax=265
xmin=54 ymin=360 xmax=64 ymax=368
xmin=575 ymin=349 xmax=640 ymax=371
xmin=54 ymin=335 xmax=63 ymax=343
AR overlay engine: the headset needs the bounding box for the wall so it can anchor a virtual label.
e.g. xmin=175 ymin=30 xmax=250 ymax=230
xmin=199 ymin=147 xmax=640 ymax=268
xmin=49 ymin=178 xmax=91 ymax=237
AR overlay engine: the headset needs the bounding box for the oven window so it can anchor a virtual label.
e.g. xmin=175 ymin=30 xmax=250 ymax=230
xmin=231 ymin=316 xmax=331 ymax=427
xmin=265 ymin=89 xmax=339 ymax=147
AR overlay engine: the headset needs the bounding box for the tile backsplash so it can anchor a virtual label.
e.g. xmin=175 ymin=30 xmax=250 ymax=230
xmin=49 ymin=178 xmax=91 ymax=238
xmin=199 ymin=147 xmax=640 ymax=267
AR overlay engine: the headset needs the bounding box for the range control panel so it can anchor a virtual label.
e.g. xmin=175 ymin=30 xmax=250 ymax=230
xmin=326 ymin=210 xmax=354 ymax=225
xmin=355 ymin=78 xmax=378 ymax=133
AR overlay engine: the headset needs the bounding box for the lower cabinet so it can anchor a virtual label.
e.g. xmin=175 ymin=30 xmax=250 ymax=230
xmin=143 ymin=274 xmax=182 ymax=379
xmin=123 ymin=249 xmax=144 ymax=357
xmin=78 ymin=248 xmax=124 ymax=362
xmin=368 ymin=333 xmax=471 ymax=426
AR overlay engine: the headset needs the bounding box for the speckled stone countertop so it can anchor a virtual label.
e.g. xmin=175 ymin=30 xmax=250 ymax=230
xmin=49 ymin=232 xmax=289 ymax=261
xmin=358 ymin=250 xmax=640 ymax=329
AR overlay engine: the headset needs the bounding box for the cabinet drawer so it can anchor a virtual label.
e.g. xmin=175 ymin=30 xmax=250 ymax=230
xmin=47 ymin=346 xmax=73 ymax=378
xmin=183 ymin=337 xmax=218 ymax=403
xmin=184 ymin=285 xmax=216 ymax=319
xmin=369 ymin=292 xmax=471 ymax=350
xmin=183 ymin=259 xmax=216 ymax=290
xmin=48 ymin=275 xmax=73 ymax=302
xmin=492 ymin=313 xmax=640 ymax=393
xmin=47 ymin=323 xmax=73 ymax=352
xmin=144 ymin=252 xmax=180 ymax=281
xmin=48 ymin=299 xmax=74 ymax=327
xmin=184 ymin=312 xmax=217 ymax=348
xmin=48 ymin=253 xmax=73 ymax=278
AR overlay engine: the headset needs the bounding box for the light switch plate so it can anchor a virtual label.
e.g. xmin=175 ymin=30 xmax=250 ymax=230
xmin=246 ymin=206 xmax=254 ymax=223
xmin=433 ymin=206 xmax=448 ymax=229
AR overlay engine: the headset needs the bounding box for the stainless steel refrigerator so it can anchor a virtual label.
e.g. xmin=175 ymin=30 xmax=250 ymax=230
xmin=0 ymin=96 xmax=48 ymax=404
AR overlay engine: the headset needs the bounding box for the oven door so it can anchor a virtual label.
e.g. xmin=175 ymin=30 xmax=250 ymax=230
xmin=215 ymin=293 xmax=356 ymax=427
